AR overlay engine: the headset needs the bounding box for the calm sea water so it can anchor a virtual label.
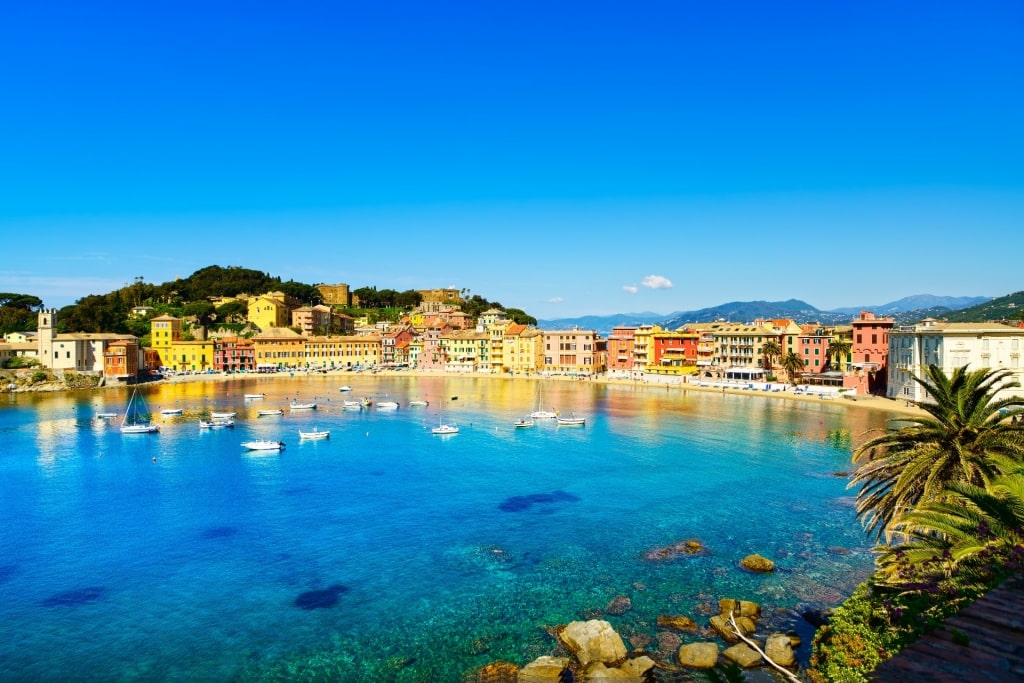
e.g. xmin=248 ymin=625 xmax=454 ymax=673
xmin=0 ymin=375 xmax=894 ymax=681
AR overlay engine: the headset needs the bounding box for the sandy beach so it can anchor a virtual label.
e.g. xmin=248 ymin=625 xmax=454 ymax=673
xmin=147 ymin=366 xmax=929 ymax=420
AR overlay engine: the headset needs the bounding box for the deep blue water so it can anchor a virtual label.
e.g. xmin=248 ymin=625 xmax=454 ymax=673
xmin=0 ymin=376 xmax=893 ymax=681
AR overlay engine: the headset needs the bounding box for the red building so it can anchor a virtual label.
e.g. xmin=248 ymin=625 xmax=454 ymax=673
xmin=848 ymin=311 xmax=894 ymax=395
xmin=214 ymin=337 xmax=256 ymax=373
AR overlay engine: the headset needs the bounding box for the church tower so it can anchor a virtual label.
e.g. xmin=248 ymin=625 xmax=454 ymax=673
xmin=38 ymin=308 xmax=58 ymax=368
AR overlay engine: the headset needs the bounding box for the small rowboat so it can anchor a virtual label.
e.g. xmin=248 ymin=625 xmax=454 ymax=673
xmin=211 ymin=411 xmax=236 ymax=419
xmin=299 ymin=428 xmax=330 ymax=440
xmin=244 ymin=393 xmax=265 ymax=400
xmin=290 ymin=402 xmax=317 ymax=411
xmin=257 ymin=409 xmax=283 ymax=416
xmin=160 ymin=408 xmax=183 ymax=416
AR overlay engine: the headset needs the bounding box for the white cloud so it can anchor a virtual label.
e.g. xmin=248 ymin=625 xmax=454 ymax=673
xmin=546 ymin=296 xmax=564 ymax=304
xmin=642 ymin=275 xmax=673 ymax=289
xmin=622 ymin=284 xmax=638 ymax=294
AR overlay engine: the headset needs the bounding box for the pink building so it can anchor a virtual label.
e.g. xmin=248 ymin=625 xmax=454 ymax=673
xmin=417 ymin=323 xmax=452 ymax=371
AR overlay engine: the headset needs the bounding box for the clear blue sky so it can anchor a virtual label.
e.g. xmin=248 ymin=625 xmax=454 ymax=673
xmin=1 ymin=1 xmax=1022 ymax=319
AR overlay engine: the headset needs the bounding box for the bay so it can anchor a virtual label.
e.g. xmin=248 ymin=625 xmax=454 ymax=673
xmin=0 ymin=375 xmax=892 ymax=681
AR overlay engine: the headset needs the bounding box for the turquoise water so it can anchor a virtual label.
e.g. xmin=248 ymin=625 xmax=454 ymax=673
xmin=0 ymin=376 xmax=891 ymax=681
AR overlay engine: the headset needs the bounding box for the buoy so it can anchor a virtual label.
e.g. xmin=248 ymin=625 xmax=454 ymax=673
xmin=152 ymin=457 xmax=157 ymax=462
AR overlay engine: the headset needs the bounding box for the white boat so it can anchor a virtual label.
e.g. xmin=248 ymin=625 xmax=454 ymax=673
xmin=290 ymin=402 xmax=317 ymax=411
xmin=338 ymin=386 xmax=352 ymax=392
xmin=431 ymin=399 xmax=458 ymax=435
xmin=557 ymin=412 xmax=586 ymax=426
xmin=514 ymin=417 xmax=535 ymax=428
xmin=409 ymin=399 xmax=429 ymax=407
xmin=200 ymin=418 xmax=235 ymax=429
xmin=342 ymin=400 xmax=362 ymax=410
xmin=530 ymin=382 xmax=558 ymax=419
xmin=431 ymin=423 xmax=459 ymax=435
xmin=160 ymin=408 xmax=183 ymax=416
xmin=299 ymin=428 xmax=330 ymax=440
xmin=241 ymin=439 xmax=285 ymax=451
xmin=257 ymin=409 xmax=284 ymax=416
xmin=377 ymin=401 xmax=399 ymax=409
xmin=244 ymin=393 xmax=265 ymax=400
xmin=120 ymin=386 xmax=160 ymax=434
xmin=210 ymin=411 xmax=237 ymax=419
xmin=96 ymin=412 xmax=118 ymax=419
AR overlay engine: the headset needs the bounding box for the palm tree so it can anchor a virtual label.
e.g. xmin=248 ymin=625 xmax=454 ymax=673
xmin=849 ymin=364 xmax=1024 ymax=541
xmin=761 ymin=339 xmax=782 ymax=375
xmin=780 ymin=352 xmax=805 ymax=385
xmin=826 ymin=338 xmax=852 ymax=373
xmin=878 ymin=462 xmax=1024 ymax=579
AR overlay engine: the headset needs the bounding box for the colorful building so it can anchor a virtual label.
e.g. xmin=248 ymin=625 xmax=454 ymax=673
xmin=542 ymin=329 xmax=603 ymax=376
xmin=214 ymin=337 xmax=256 ymax=373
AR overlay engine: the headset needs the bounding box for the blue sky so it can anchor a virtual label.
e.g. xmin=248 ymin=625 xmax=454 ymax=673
xmin=1 ymin=2 xmax=1022 ymax=319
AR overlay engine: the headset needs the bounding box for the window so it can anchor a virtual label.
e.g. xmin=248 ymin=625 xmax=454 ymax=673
xmin=871 ymin=334 xmax=877 ymax=344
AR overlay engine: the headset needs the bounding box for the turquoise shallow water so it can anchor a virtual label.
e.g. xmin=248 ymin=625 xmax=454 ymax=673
xmin=0 ymin=376 xmax=893 ymax=681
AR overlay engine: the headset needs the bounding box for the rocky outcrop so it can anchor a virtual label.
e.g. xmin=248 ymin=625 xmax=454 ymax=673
xmin=474 ymin=660 xmax=518 ymax=682
xmin=709 ymin=614 xmax=757 ymax=643
xmin=764 ymin=633 xmax=796 ymax=667
xmin=718 ymin=599 xmax=761 ymax=620
xmin=517 ymin=656 xmax=568 ymax=682
xmin=723 ymin=643 xmax=763 ymax=668
xmin=740 ymin=553 xmax=775 ymax=572
xmin=557 ymin=620 xmax=627 ymax=667
xmin=677 ymin=642 xmax=720 ymax=669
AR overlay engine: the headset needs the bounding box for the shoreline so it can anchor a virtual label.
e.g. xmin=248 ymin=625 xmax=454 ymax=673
xmin=6 ymin=365 xmax=928 ymax=420
xmin=146 ymin=367 xmax=929 ymax=420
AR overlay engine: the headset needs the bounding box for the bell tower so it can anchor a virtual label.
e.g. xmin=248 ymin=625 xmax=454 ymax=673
xmin=38 ymin=308 xmax=58 ymax=368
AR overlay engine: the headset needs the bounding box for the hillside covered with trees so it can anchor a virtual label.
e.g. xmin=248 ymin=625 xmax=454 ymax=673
xmin=0 ymin=265 xmax=535 ymax=335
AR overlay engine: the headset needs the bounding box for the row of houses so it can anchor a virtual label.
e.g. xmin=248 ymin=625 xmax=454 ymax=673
xmin=5 ymin=307 xmax=1024 ymax=401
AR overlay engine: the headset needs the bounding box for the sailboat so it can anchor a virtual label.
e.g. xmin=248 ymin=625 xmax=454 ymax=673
xmin=431 ymin=396 xmax=459 ymax=435
xmin=530 ymin=382 xmax=558 ymax=419
xmin=120 ymin=385 xmax=160 ymax=434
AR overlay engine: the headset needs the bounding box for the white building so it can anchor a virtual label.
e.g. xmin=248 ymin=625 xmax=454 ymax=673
xmin=887 ymin=319 xmax=1024 ymax=402
xmin=37 ymin=309 xmax=139 ymax=374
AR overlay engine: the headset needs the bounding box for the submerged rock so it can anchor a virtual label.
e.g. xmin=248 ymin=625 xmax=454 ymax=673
xmin=605 ymin=595 xmax=632 ymax=616
xmin=656 ymin=614 xmax=698 ymax=632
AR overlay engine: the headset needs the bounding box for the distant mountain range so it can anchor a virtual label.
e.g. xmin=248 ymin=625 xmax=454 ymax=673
xmin=538 ymin=294 xmax=1001 ymax=335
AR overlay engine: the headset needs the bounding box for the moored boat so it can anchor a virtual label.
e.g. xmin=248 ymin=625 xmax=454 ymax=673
xmin=514 ymin=417 xmax=535 ymax=428
xmin=257 ymin=409 xmax=284 ymax=416
xmin=342 ymin=400 xmax=362 ymax=410
xmin=241 ymin=439 xmax=285 ymax=451
xmin=160 ymin=408 xmax=183 ymax=416
xmin=431 ymin=423 xmax=459 ymax=435
xmin=556 ymin=412 xmax=585 ymax=426
xmin=244 ymin=393 xmax=265 ymax=400
xmin=200 ymin=418 xmax=235 ymax=429
xmin=409 ymin=399 xmax=429 ymax=406
xmin=120 ymin=386 xmax=160 ymax=434
xmin=211 ymin=411 xmax=237 ymax=419
xmin=299 ymin=427 xmax=330 ymax=440
xmin=377 ymin=401 xmax=399 ymax=409
xmin=290 ymin=402 xmax=317 ymax=411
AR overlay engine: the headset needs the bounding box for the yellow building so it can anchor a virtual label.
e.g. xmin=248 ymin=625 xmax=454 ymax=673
xmin=439 ymin=328 xmax=490 ymax=373
xmin=164 ymin=339 xmax=215 ymax=373
xmin=503 ymin=325 xmax=544 ymax=373
xmin=252 ymin=328 xmax=307 ymax=370
xmin=247 ymin=293 xmax=292 ymax=330
xmin=305 ymin=335 xmax=382 ymax=369
xmin=317 ymin=283 xmax=351 ymax=307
